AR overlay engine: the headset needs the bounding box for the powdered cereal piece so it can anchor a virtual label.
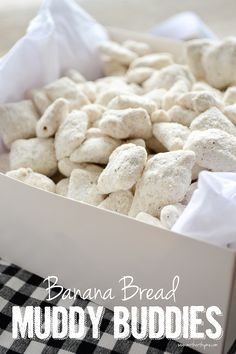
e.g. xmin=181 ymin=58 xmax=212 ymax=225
xmin=224 ymin=104 xmax=236 ymax=125
xmin=143 ymin=64 xmax=194 ymax=92
xmin=36 ymin=98 xmax=69 ymax=138
xmin=162 ymin=80 xmax=190 ymax=110
xmin=131 ymin=53 xmax=173 ymax=69
xmin=55 ymin=111 xmax=88 ymax=160
xmin=186 ymin=39 xmax=212 ymax=79
xmin=126 ymin=67 xmax=154 ymax=84
xmin=10 ymin=138 xmax=57 ymax=176
xmin=182 ymin=182 xmax=198 ymax=205
xmin=144 ymin=89 xmax=167 ymax=108
xmin=0 ymin=100 xmax=38 ymax=146
xmin=145 ymin=136 xmax=167 ymax=153
xmin=98 ymin=190 xmax=133 ymax=215
xmin=190 ymin=107 xmax=236 ymax=136
xmin=96 ymin=89 xmax=127 ymax=106
xmin=123 ymin=40 xmax=151 ymax=56
xmin=160 ymin=203 xmax=185 ymax=229
xmin=99 ymin=41 xmax=137 ymax=65
xmin=6 ymin=167 xmax=55 ymax=192
xmin=224 ymin=86 xmax=236 ymax=105
xmin=70 ymin=136 xmax=120 ymax=164
xmin=99 ymin=108 xmax=152 ymax=140
xmin=68 ymin=91 xmax=90 ymax=111
xmin=184 ymin=129 xmax=236 ymax=171
xmin=26 ymin=88 xmax=51 ymax=115
xmin=44 ymin=77 xmax=78 ymax=101
xmin=151 ymin=109 xmax=171 ymax=123
xmin=178 ymin=91 xmax=222 ymax=112
xmin=97 ymin=144 xmax=147 ymax=194
xmin=79 ymin=81 xmax=97 ymax=102
xmin=103 ymin=59 xmax=127 ymax=76
xmin=108 ymin=94 xmax=157 ymax=115
xmin=68 ymin=165 xmax=104 ymax=205
xmin=129 ymin=150 xmax=195 ymax=217
xmin=126 ymin=138 xmax=146 ymax=148
xmin=58 ymin=158 xmax=82 ymax=177
xmin=136 ymin=212 xmax=164 ymax=228
xmin=202 ymin=38 xmax=236 ymax=89
xmin=65 ymin=69 xmax=86 ymax=83
xmin=153 ymin=122 xmax=190 ymax=151
xmin=56 ymin=178 xmax=69 ymax=196
xmin=167 ymin=105 xmax=197 ymax=126
xmin=191 ymin=163 xmax=205 ymax=181
xmin=82 ymin=104 xmax=106 ymax=125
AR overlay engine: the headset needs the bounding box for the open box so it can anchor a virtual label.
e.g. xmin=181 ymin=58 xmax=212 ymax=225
xmin=0 ymin=27 xmax=236 ymax=354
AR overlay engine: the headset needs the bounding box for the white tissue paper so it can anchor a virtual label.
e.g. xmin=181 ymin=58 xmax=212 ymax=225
xmin=0 ymin=0 xmax=234 ymax=249
xmin=150 ymin=12 xmax=216 ymax=40
xmin=0 ymin=0 xmax=108 ymax=103
xmin=173 ymin=172 xmax=236 ymax=248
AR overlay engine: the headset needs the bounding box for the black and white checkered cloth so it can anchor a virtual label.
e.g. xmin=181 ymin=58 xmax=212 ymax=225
xmin=0 ymin=258 xmax=235 ymax=354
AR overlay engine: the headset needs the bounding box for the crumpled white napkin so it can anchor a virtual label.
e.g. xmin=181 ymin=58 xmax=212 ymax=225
xmin=173 ymin=172 xmax=236 ymax=247
xmin=151 ymin=11 xmax=216 ymax=40
xmin=0 ymin=0 xmax=108 ymax=103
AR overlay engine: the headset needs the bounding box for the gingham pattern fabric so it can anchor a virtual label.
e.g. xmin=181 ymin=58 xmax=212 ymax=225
xmin=0 ymin=259 xmax=234 ymax=354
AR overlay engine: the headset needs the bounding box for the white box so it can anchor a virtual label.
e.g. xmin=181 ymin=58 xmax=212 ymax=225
xmin=0 ymin=28 xmax=235 ymax=354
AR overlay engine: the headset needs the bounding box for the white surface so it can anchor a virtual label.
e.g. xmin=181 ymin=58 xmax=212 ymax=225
xmin=151 ymin=11 xmax=216 ymax=39
xmin=173 ymin=172 xmax=236 ymax=247
xmin=0 ymin=0 xmax=107 ymax=103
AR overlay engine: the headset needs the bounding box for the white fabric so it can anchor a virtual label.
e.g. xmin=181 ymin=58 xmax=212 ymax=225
xmin=0 ymin=0 xmax=108 ymax=103
xmin=173 ymin=172 xmax=236 ymax=247
xmin=151 ymin=11 xmax=216 ymax=40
